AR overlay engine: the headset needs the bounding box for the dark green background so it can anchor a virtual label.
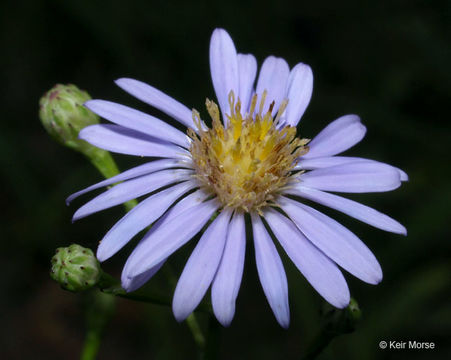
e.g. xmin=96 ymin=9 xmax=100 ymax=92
xmin=1 ymin=0 xmax=450 ymax=359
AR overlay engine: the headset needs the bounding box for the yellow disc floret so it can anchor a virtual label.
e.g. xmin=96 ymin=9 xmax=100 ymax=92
xmin=188 ymin=91 xmax=309 ymax=214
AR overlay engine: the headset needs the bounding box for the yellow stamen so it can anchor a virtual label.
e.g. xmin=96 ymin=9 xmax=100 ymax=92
xmin=189 ymin=90 xmax=309 ymax=213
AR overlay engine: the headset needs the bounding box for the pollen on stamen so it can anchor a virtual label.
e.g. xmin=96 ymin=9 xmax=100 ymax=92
xmin=188 ymin=90 xmax=309 ymax=213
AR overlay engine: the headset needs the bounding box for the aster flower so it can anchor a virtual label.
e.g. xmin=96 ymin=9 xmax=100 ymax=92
xmin=68 ymin=28 xmax=407 ymax=328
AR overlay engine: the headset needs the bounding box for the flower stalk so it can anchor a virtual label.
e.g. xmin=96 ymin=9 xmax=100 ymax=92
xmin=80 ymin=291 xmax=115 ymax=360
xmin=301 ymin=298 xmax=361 ymax=360
xmin=39 ymin=84 xmax=137 ymax=211
xmin=98 ymin=271 xmax=211 ymax=312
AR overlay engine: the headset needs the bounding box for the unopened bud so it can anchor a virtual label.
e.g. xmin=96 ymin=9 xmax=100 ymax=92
xmin=39 ymin=84 xmax=99 ymax=153
xmin=50 ymin=244 xmax=101 ymax=292
xmin=320 ymin=297 xmax=361 ymax=335
xmin=346 ymin=298 xmax=361 ymax=323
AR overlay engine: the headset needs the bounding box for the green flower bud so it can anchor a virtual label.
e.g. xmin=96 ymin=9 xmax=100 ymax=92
xmin=50 ymin=244 xmax=101 ymax=292
xmin=39 ymin=84 xmax=99 ymax=153
xmin=346 ymin=298 xmax=361 ymax=323
xmin=320 ymin=297 xmax=362 ymax=335
xmin=303 ymin=299 xmax=362 ymax=359
xmin=39 ymin=83 xmax=126 ymax=182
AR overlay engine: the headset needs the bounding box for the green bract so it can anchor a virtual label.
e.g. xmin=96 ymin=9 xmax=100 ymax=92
xmin=50 ymin=244 xmax=101 ymax=292
xmin=39 ymin=84 xmax=99 ymax=153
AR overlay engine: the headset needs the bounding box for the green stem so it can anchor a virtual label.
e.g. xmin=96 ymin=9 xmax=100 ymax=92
xmin=88 ymin=149 xmax=119 ymax=179
xmin=98 ymin=272 xmax=171 ymax=305
xmin=162 ymin=266 xmax=208 ymax=353
xmin=80 ymin=291 xmax=115 ymax=360
xmin=202 ymin=316 xmax=221 ymax=360
xmin=186 ymin=314 xmax=206 ymax=351
xmin=84 ymin=147 xmax=206 ymax=356
xmin=80 ymin=329 xmax=101 ymax=360
xmin=301 ymin=299 xmax=361 ymax=360
xmin=98 ymin=271 xmax=211 ymax=312
xmin=87 ymin=149 xmax=137 ymax=211
xmin=79 ymin=150 xmax=135 ymax=360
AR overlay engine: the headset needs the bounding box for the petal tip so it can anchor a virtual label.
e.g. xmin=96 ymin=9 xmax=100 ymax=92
xmin=333 ymin=287 xmax=351 ymax=309
xmin=336 ymin=299 xmax=351 ymax=309
xmin=77 ymin=127 xmax=89 ymax=140
xmin=114 ymin=78 xmax=136 ymax=90
xmin=293 ymin=62 xmax=313 ymax=74
xmin=216 ymin=316 xmax=232 ymax=328
xmin=83 ymin=99 xmax=95 ymax=108
xmin=370 ymin=270 xmax=383 ymax=285
xmin=96 ymin=248 xmax=107 ymax=263
xmin=359 ymin=123 xmax=367 ymax=137
xmin=398 ymin=169 xmax=409 ymax=182
xmin=397 ymin=224 xmax=408 ymax=236
xmin=351 ymin=114 xmax=362 ymax=122
xmin=212 ymin=27 xmax=229 ymax=37
xmin=120 ymin=278 xmax=133 ymax=293
xmin=279 ymin=318 xmax=290 ymax=329
xmin=210 ymin=28 xmax=233 ymax=46
xmin=172 ymin=307 xmax=190 ymax=323
xmin=72 ymin=207 xmax=87 ymax=222
xmin=114 ymin=77 xmax=129 ymax=85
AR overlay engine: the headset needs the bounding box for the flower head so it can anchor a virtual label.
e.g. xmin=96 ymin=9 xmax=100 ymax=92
xmin=50 ymin=244 xmax=101 ymax=292
xmin=39 ymin=84 xmax=100 ymax=152
xmin=68 ymin=29 xmax=407 ymax=328
xmin=189 ymin=92 xmax=309 ymax=213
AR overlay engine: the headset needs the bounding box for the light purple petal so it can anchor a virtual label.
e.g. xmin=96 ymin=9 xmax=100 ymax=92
xmin=300 ymin=161 xmax=401 ymax=193
xmin=280 ymin=196 xmax=382 ymax=284
xmin=251 ymin=213 xmax=290 ymax=328
xmin=84 ymin=100 xmax=189 ymax=147
xmin=296 ymin=155 xmax=368 ymax=170
xmin=295 ymin=156 xmax=408 ymax=181
xmin=211 ymin=211 xmax=246 ymax=326
xmin=79 ymin=124 xmax=187 ymax=158
xmin=67 ymin=159 xmax=183 ymax=204
xmin=115 ymin=78 xmax=195 ymax=129
xmin=287 ymin=186 xmax=407 ymax=235
xmin=154 ymin=189 xmax=209 ymax=222
xmin=121 ymin=190 xmax=209 ymax=281
xmin=283 ymin=63 xmax=313 ymax=126
xmin=265 ymin=209 xmax=350 ymax=308
xmin=303 ymin=115 xmax=366 ymax=158
xmin=294 ymin=156 xmax=409 ymax=181
xmin=237 ymin=53 xmax=257 ymax=113
xmin=255 ymin=56 xmax=290 ymax=116
xmin=126 ymin=198 xmax=220 ymax=278
xmin=72 ymin=169 xmax=192 ymax=221
xmin=397 ymin=168 xmax=409 ymax=181
xmin=121 ymin=191 xmax=209 ymax=291
xmin=172 ymin=209 xmax=232 ymax=322
xmin=97 ymin=181 xmax=197 ymax=261
xmin=121 ymin=260 xmax=165 ymax=293
xmin=209 ymin=28 xmax=239 ymax=122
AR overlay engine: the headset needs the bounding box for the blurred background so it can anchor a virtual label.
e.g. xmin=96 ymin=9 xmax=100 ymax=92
xmin=1 ymin=0 xmax=450 ymax=359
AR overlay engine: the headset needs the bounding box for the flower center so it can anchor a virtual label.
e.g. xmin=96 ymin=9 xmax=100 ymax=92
xmin=188 ymin=91 xmax=309 ymax=213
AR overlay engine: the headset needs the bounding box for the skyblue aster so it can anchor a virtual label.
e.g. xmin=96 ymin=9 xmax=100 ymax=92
xmin=68 ymin=28 xmax=407 ymax=328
